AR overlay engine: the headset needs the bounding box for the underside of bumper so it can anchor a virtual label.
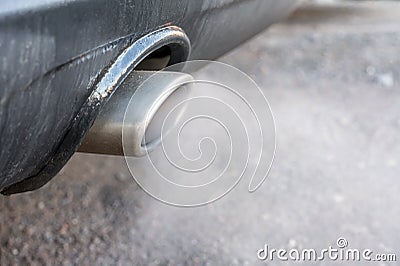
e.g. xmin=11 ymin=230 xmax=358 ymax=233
xmin=0 ymin=0 xmax=298 ymax=194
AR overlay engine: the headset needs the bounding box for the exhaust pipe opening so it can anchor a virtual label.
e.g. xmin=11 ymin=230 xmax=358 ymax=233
xmin=141 ymin=84 xmax=188 ymax=147
xmin=121 ymin=70 xmax=193 ymax=157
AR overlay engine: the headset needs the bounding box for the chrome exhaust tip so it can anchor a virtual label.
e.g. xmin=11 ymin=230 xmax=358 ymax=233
xmin=78 ymin=70 xmax=193 ymax=157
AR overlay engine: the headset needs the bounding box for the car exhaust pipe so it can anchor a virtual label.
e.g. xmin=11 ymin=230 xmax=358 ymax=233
xmin=78 ymin=70 xmax=193 ymax=157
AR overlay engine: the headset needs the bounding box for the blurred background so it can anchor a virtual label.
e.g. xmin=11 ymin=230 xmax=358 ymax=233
xmin=1 ymin=0 xmax=400 ymax=265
